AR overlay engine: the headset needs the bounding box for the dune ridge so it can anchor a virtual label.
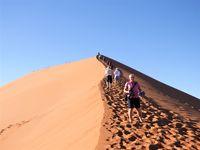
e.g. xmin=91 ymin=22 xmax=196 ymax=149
xmin=97 ymin=76 xmax=200 ymax=149
xmin=1 ymin=55 xmax=200 ymax=150
xmin=102 ymin=55 xmax=200 ymax=110
xmin=96 ymin=55 xmax=200 ymax=149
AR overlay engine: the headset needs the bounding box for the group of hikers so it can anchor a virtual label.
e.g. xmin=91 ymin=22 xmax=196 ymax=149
xmin=105 ymin=66 xmax=121 ymax=89
xmin=98 ymin=53 xmax=145 ymax=123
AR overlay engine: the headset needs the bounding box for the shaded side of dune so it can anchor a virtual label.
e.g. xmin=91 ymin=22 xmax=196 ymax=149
xmin=98 ymin=55 xmax=200 ymax=111
xmin=96 ymin=54 xmax=200 ymax=149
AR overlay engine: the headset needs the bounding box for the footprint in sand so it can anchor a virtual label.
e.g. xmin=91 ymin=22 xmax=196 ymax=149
xmin=101 ymin=77 xmax=200 ymax=150
xmin=0 ymin=120 xmax=31 ymax=136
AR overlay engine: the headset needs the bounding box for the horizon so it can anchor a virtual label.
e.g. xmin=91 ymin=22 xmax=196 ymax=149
xmin=0 ymin=0 xmax=200 ymax=99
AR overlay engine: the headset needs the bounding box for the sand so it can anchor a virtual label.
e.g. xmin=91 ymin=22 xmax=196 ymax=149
xmin=1 ymin=55 xmax=200 ymax=150
xmin=96 ymin=55 xmax=200 ymax=150
xmin=0 ymin=57 xmax=105 ymax=150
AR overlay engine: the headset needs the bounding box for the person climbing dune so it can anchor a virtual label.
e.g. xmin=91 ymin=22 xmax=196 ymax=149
xmin=113 ymin=68 xmax=121 ymax=85
xmin=124 ymin=74 xmax=144 ymax=123
xmin=105 ymin=66 xmax=113 ymax=90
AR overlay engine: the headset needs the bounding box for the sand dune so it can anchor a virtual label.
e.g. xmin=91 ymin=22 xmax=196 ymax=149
xmin=97 ymin=76 xmax=200 ymax=149
xmin=1 ymin=55 xmax=200 ymax=150
xmin=96 ymin=55 xmax=200 ymax=149
xmin=0 ymin=57 xmax=104 ymax=150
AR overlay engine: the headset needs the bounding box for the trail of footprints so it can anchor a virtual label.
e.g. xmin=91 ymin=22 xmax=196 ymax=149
xmin=102 ymin=78 xmax=200 ymax=150
xmin=0 ymin=120 xmax=30 ymax=136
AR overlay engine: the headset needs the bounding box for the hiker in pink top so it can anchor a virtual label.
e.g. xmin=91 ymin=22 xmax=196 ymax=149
xmin=124 ymin=74 xmax=143 ymax=123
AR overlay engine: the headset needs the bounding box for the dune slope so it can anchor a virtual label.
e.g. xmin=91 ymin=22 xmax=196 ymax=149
xmin=0 ymin=57 xmax=104 ymax=150
xmin=96 ymin=55 xmax=200 ymax=149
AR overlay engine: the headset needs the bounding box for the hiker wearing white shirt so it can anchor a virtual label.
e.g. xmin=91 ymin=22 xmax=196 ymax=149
xmin=114 ymin=68 xmax=121 ymax=84
xmin=105 ymin=66 xmax=113 ymax=90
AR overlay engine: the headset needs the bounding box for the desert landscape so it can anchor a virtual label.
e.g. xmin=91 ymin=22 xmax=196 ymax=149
xmin=0 ymin=57 xmax=104 ymax=150
xmin=1 ymin=56 xmax=200 ymax=150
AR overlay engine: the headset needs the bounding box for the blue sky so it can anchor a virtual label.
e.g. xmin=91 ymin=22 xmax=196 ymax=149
xmin=0 ymin=0 xmax=200 ymax=98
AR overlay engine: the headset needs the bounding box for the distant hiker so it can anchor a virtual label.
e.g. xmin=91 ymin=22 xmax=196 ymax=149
xmin=102 ymin=56 xmax=105 ymax=61
xmin=113 ymin=68 xmax=121 ymax=84
xmin=124 ymin=74 xmax=143 ymax=123
xmin=105 ymin=66 xmax=113 ymax=90
xmin=96 ymin=52 xmax=101 ymax=60
xmin=106 ymin=61 xmax=113 ymax=69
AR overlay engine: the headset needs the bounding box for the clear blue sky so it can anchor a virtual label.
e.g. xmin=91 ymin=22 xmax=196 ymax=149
xmin=0 ymin=0 xmax=200 ymax=98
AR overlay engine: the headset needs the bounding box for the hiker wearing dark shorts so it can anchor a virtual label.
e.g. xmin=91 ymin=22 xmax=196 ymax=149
xmin=124 ymin=74 xmax=143 ymax=123
xmin=105 ymin=66 xmax=113 ymax=90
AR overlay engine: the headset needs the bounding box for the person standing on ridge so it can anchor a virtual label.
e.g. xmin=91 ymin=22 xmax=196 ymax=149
xmin=105 ymin=66 xmax=113 ymax=90
xmin=124 ymin=74 xmax=143 ymax=123
xmin=96 ymin=52 xmax=101 ymax=60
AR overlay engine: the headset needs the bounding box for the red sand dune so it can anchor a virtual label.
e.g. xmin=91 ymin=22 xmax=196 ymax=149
xmin=0 ymin=57 xmax=104 ymax=150
xmin=97 ymin=55 xmax=200 ymax=149
xmin=1 ymin=56 xmax=200 ymax=150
